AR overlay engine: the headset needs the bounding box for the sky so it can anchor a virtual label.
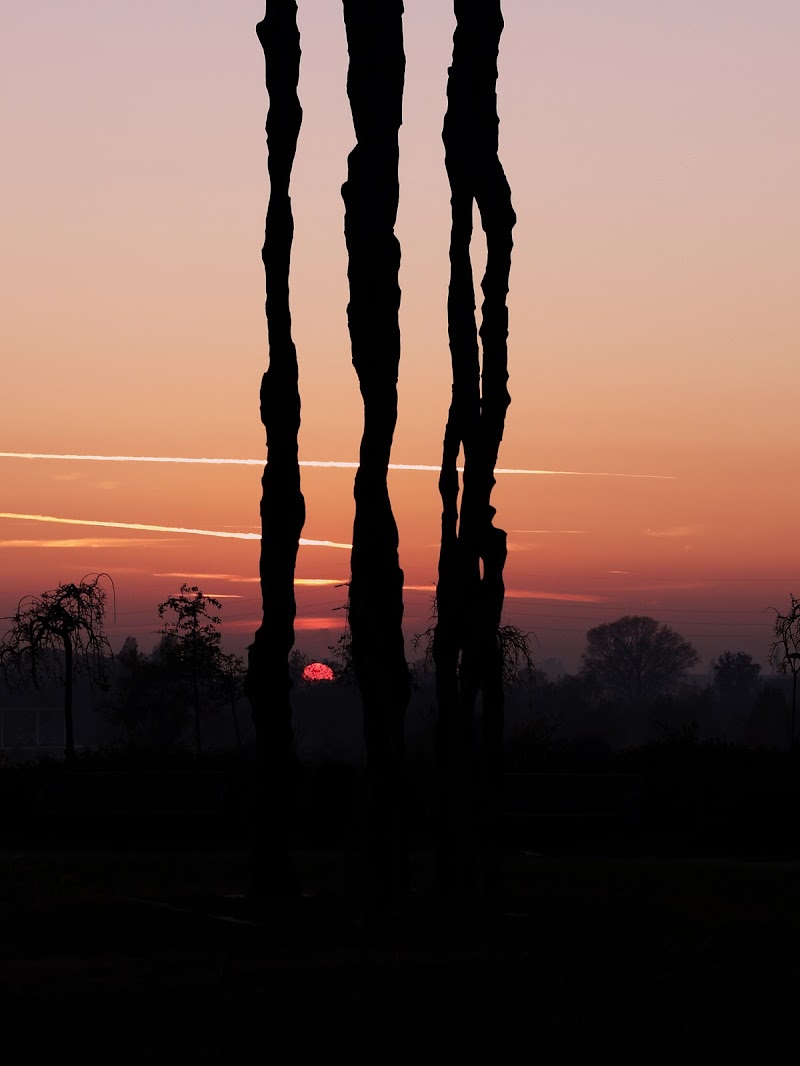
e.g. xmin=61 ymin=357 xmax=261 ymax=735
xmin=1 ymin=0 xmax=799 ymax=672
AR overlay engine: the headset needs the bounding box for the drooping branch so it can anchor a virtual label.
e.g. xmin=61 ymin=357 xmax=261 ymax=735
xmin=0 ymin=574 xmax=113 ymax=762
xmin=342 ymin=0 xmax=410 ymax=902
xmin=246 ymin=1 xmax=306 ymax=898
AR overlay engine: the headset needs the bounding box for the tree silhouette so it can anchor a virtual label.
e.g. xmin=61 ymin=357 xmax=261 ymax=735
xmin=157 ymin=584 xmax=223 ymax=754
xmin=432 ymin=0 xmax=515 ymax=904
xmin=341 ymin=0 xmax=411 ymax=902
xmin=216 ymin=652 xmax=246 ymax=751
xmin=768 ymin=594 xmax=800 ymax=748
xmin=104 ymin=635 xmax=191 ymax=749
xmin=246 ymin=0 xmax=306 ymax=897
xmin=581 ymin=615 xmax=700 ymax=705
xmin=0 ymin=574 xmax=113 ymax=762
xmin=712 ymin=651 xmax=761 ymax=700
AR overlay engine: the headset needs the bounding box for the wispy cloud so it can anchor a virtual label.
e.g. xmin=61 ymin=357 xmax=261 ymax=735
xmin=151 ymin=572 xmax=345 ymax=587
xmin=504 ymin=589 xmax=607 ymax=603
xmin=0 ymin=536 xmax=175 ymax=549
xmin=508 ymin=529 xmax=587 ymax=535
xmin=0 ymin=512 xmax=351 ymax=549
xmin=0 ymin=451 xmax=675 ymax=480
xmin=166 ymin=593 xmax=243 ymax=600
xmin=225 ymin=616 xmax=346 ymax=632
xmin=643 ymin=525 xmax=702 ymax=538
xmin=295 ymin=578 xmax=348 ymax=587
xmin=152 ymin=571 xmax=259 ymax=583
xmin=294 ymin=616 xmax=347 ymax=630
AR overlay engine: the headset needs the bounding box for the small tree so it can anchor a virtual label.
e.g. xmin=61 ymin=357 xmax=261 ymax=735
xmin=768 ymin=594 xmax=800 ymax=748
xmin=712 ymin=651 xmax=761 ymax=700
xmin=581 ymin=615 xmax=699 ymax=706
xmin=0 ymin=574 xmax=113 ymax=761
xmin=104 ymin=635 xmax=191 ymax=749
xmin=215 ymin=652 xmax=247 ymax=751
xmin=157 ymin=585 xmax=223 ymax=754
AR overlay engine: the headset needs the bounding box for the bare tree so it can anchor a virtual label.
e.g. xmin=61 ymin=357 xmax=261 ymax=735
xmin=0 ymin=574 xmax=113 ymax=762
xmin=246 ymin=1 xmax=306 ymax=897
xmin=433 ymin=0 xmax=515 ymax=905
xmin=769 ymin=594 xmax=800 ymax=748
xmin=341 ymin=0 xmax=411 ymax=902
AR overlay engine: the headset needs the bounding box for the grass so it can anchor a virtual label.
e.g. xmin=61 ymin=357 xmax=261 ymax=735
xmin=2 ymin=846 xmax=800 ymax=1061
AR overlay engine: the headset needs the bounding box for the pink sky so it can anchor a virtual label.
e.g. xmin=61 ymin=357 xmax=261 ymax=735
xmin=1 ymin=1 xmax=799 ymax=670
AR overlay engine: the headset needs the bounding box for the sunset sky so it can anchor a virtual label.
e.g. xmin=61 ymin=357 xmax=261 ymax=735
xmin=2 ymin=1 xmax=798 ymax=671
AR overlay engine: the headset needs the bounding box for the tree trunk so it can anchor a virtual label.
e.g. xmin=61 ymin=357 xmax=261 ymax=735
xmin=434 ymin=0 xmax=515 ymax=908
xmin=246 ymin=0 xmax=306 ymax=898
xmin=342 ymin=0 xmax=410 ymax=905
xmin=191 ymin=626 xmax=202 ymax=754
xmin=433 ymin=7 xmax=482 ymax=897
xmin=63 ymin=632 xmax=76 ymax=763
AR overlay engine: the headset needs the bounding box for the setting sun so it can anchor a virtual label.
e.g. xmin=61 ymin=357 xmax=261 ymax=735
xmin=302 ymin=662 xmax=335 ymax=683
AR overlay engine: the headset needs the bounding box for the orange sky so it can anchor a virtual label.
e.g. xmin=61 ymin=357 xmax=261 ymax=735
xmin=2 ymin=1 xmax=799 ymax=671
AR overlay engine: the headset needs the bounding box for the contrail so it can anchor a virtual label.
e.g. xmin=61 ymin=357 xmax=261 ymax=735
xmin=509 ymin=529 xmax=587 ymax=535
xmin=0 ymin=451 xmax=675 ymax=480
xmin=0 ymin=513 xmax=351 ymax=549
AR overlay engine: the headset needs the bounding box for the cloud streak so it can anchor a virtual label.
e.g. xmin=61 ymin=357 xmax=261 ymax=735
xmin=643 ymin=525 xmax=701 ymax=538
xmin=508 ymin=529 xmax=587 ymax=535
xmin=0 ymin=513 xmax=351 ymax=549
xmin=152 ymin=572 xmax=345 ymax=587
xmin=0 ymin=537 xmax=175 ymax=549
xmin=504 ymin=589 xmax=607 ymax=603
xmin=0 ymin=451 xmax=675 ymax=480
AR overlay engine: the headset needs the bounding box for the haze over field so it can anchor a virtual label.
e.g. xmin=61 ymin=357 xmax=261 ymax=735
xmin=2 ymin=1 xmax=798 ymax=668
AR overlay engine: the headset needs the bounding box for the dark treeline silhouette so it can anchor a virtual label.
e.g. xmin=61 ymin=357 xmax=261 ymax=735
xmin=3 ymin=635 xmax=798 ymax=867
xmin=3 ymin=583 xmax=799 ymax=872
xmin=246 ymin=0 xmax=306 ymax=897
xmin=433 ymin=0 xmax=515 ymax=905
xmin=341 ymin=0 xmax=411 ymax=903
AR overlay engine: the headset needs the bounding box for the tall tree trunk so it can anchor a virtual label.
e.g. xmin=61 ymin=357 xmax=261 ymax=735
xmin=342 ymin=0 xmax=410 ymax=905
xmin=433 ymin=3 xmax=482 ymax=898
xmin=434 ymin=0 xmax=515 ymax=908
xmin=246 ymin=0 xmax=306 ymax=898
xmin=63 ymin=632 xmax=76 ymax=763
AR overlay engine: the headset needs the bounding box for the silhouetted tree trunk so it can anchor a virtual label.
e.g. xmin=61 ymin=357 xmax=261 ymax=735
xmin=342 ymin=0 xmax=411 ymax=904
xmin=246 ymin=1 xmax=306 ymax=898
xmin=434 ymin=0 xmax=515 ymax=908
xmin=433 ymin=1 xmax=482 ymax=898
xmin=63 ymin=631 xmax=76 ymax=763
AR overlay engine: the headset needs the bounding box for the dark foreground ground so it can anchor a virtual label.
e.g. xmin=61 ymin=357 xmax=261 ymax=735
xmin=2 ymin=846 xmax=800 ymax=1062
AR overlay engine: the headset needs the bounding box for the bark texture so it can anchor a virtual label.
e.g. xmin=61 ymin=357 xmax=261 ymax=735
xmin=434 ymin=0 xmax=515 ymax=906
xmin=342 ymin=0 xmax=411 ymax=903
xmin=246 ymin=1 xmax=306 ymax=898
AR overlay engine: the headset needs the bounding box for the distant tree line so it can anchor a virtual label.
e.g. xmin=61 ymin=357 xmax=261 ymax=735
xmin=4 ymin=574 xmax=796 ymax=763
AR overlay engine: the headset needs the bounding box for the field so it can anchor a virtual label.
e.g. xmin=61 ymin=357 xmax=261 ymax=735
xmin=3 ymin=845 xmax=799 ymax=1061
